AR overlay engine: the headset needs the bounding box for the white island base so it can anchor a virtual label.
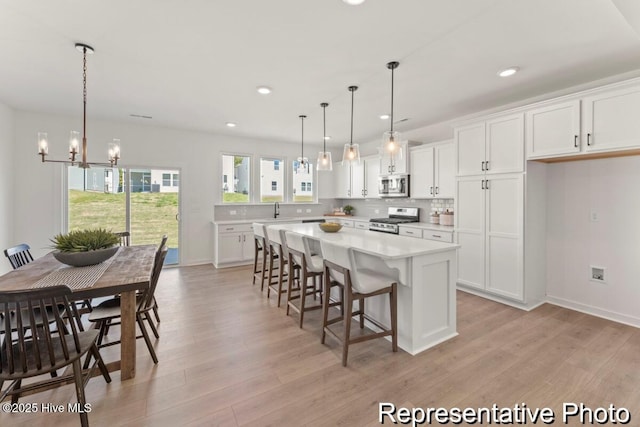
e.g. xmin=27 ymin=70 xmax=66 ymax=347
xmin=267 ymin=224 xmax=459 ymax=356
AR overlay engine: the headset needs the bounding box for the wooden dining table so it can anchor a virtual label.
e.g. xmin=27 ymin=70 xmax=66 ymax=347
xmin=0 ymin=244 xmax=156 ymax=380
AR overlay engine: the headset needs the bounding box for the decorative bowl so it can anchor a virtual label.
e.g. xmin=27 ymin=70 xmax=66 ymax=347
xmin=53 ymin=246 xmax=119 ymax=267
xmin=319 ymin=222 xmax=343 ymax=233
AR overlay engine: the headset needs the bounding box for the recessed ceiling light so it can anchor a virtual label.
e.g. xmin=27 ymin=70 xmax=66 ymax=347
xmin=343 ymin=0 xmax=366 ymax=5
xmin=256 ymin=86 xmax=272 ymax=95
xmin=498 ymin=66 xmax=520 ymax=77
xmin=226 ymin=122 xmax=237 ymax=128
xmin=380 ymin=114 xmax=390 ymax=120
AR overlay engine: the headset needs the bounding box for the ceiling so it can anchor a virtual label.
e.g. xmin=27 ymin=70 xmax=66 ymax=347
xmin=2 ymin=0 xmax=640 ymax=147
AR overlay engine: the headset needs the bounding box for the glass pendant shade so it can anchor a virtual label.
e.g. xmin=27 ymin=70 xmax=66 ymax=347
xmin=342 ymin=143 xmax=360 ymax=165
xmin=382 ymin=130 xmax=403 ymax=161
xmin=317 ymin=151 xmax=333 ymax=171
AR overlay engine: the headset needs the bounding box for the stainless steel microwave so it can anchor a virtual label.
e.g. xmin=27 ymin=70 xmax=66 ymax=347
xmin=378 ymin=174 xmax=410 ymax=198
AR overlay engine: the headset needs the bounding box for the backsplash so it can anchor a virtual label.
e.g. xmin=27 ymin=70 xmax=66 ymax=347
xmin=333 ymin=198 xmax=454 ymax=221
xmin=214 ymin=198 xmax=337 ymax=221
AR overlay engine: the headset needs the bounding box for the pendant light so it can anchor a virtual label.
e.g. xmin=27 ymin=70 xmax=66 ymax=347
xmin=297 ymin=115 xmax=308 ymax=173
xmin=381 ymin=61 xmax=401 ymax=170
xmin=317 ymin=102 xmax=332 ymax=171
xmin=38 ymin=43 xmax=121 ymax=168
xmin=342 ymin=86 xmax=360 ymax=165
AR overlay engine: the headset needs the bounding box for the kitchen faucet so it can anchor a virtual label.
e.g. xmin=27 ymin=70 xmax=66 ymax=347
xmin=274 ymin=202 xmax=280 ymax=219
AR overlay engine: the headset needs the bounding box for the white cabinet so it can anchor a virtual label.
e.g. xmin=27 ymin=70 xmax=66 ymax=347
xmin=354 ymin=220 xmax=369 ymax=230
xmin=526 ymin=84 xmax=640 ymax=160
xmin=456 ymin=113 xmax=524 ymax=177
xmin=214 ymin=223 xmax=254 ymax=267
xmin=380 ymin=140 xmax=409 ymax=174
xmin=423 ymin=230 xmax=454 ymax=243
xmin=583 ymin=85 xmax=640 ymax=152
xmin=526 ymin=100 xmax=581 ymax=159
xmin=398 ymin=226 xmax=421 ymax=238
xmin=410 ymin=142 xmax=454 ymax=199
xmin=456 ymin=174 xmax=524 ymax=301
xmin=333 ymin=156 xmax=380 ymax=199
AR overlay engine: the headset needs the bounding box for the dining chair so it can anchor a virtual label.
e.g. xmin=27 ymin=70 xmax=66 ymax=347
xmin=85 ymin=245 xmax=168 ymax=364
xmin=285 ymin=232 xmax=324 ymax=328
xmin=113 ymin=231 xmax=130 ymax=247
xmin=320 ymin=240 xmax=397 ymax=366
xmin=0 ymin=285 xmax=111 ymax=426
xmin=3 ymin=243 xmax=34 ymax=270
xmin=150 ymin=234 xmax=168 ymax=324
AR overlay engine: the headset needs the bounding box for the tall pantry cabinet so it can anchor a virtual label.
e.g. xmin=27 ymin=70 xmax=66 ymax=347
xmin=454 ymin=113 xmax=546 ymax=309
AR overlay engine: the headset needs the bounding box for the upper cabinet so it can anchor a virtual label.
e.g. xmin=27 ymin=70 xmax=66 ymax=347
xmin=526 ymin=101 xmax=580 ymax=159
xmin=526 ymin=83 xmax=640 ymax=160
xmin=380 ymin=140 xmax=409 ymax=175
xmin=456 ymin=113 xmax=524 ymax=177
xmin=410 ymin=141 xmax=454 ymax=199
xmin=333 ymin=156 xmax=380 ymax=199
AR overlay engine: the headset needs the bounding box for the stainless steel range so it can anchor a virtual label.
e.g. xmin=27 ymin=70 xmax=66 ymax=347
xmin=369 ymin=207 xmax=420 ymax=234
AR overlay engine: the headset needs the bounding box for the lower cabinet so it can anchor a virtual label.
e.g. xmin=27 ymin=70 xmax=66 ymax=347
xmin=214 ymin=223 xmax=255 ymax=267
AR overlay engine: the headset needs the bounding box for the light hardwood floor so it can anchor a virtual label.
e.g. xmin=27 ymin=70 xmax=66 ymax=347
xmin=2 ymin=264 xmax=640 ymax=426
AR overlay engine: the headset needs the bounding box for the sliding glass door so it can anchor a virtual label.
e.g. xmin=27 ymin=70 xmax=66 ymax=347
xmin=67 ymin=166 xmax=180 ymax=265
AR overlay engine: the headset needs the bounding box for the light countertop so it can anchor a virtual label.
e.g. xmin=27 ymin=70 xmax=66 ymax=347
xmin=268 ymin=223 xmax=459 ymax=260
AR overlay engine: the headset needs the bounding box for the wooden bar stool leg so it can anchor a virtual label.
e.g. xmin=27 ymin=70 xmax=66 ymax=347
xmin=277 ymin=258 xmax=285 ymax=307
xmin=261 ymin=246 xmax=269 ymax=291
xmin=286 ymin=253 xmax=294 ymax=316
xmin=252 ymin=240 xmax=260 ymax=285
xmin=358 ymin=298 xmax=365 ymax=328
xmin=299 ymin=270 xmax=308 ymax=328
xmin=342 ymin=291 xmax=353 ymax=367
xmin=391 ymin=283 xmax=398 ymax=352
xmin=321 ymin=268 xmax=331 ymax=344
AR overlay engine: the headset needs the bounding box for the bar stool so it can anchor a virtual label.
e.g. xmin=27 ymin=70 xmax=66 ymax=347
xmin=320 ymin=240 xmax=398 ymax=366
xmin=285 ymin=232 xmax=324 ymax=328
xmin=266 ymin=227 xmax=296 ymax=307
xmin=252 ymin=223 xmax=267 ymax=288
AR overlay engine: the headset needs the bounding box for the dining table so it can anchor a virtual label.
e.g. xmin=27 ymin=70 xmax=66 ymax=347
xmin=0 ymin=244 xmax=156 ymax=380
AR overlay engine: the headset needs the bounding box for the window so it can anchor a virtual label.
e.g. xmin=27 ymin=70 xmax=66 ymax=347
xmin=292 ymin=161 xmax=314 ymax=202
xmin=172 ymin=173 xmax=179 ymax=187
xmin=222 ymin=154 xmax=251 ymax=203
xmin=260 ymin=157 xmax=284 ymax=202
xmin=162 ymin=173 xmax=171 ymax=186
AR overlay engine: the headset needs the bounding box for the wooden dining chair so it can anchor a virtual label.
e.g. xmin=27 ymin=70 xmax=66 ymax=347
xmin=85 ymin=245 xmax=168 ymax=364
xmin=3 ymin=243 xmax=34 ymax=270
xmin=113 ymin=231 xmax=130 ymax=247
xmin=0 ymin=285 xmax=111 ymax=426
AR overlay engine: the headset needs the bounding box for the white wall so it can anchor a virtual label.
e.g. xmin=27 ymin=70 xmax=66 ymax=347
xmin=0 ymin=102 xmax=14 ymax=274
xmin=545 ymin=156 xmax=640 ymax=326
xmin=12 ymin=111 xmax=325 ymax=266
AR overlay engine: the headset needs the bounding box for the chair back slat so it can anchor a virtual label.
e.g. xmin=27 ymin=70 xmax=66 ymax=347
xmin=140 ymin=246 xmax=168 ymax=311
xmin=159 ymin=234 xmax=168 ymax=251
xmin=4 ymin=244 xmax=34 ymax=270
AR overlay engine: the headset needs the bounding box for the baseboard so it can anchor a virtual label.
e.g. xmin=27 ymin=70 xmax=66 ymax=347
xmin=546 ymin=295 xmax=640 ymax=329
xmin=456 ymin=285 xmax=545 ymax=312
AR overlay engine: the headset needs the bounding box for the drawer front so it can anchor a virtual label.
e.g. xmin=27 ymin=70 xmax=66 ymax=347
xmin=423 ymin=231 xmax=454 ymax=243
xmin=354 ymin=221 xmax=369 ymax=230
xmin=338 ymin=219 xmax=355 ymax=228
xmin=217 ymin=223 xmax=254 ymax=234
xmin=399 ymin=227 xmax=422 ymax=238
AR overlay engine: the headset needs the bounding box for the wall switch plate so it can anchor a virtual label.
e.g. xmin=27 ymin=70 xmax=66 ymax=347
xmin=374 ymin=209 xmax=380 ymax=214
xmin=229 ymin=210 xmax=237 ymax=215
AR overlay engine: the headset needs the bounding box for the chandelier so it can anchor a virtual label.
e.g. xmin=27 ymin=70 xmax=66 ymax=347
xmin=37 ymin=43 xmax=120 ymax=169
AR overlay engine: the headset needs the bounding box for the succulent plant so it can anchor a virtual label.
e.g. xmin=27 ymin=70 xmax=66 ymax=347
xmin=51 ymin=228 xmax=120 ymax=252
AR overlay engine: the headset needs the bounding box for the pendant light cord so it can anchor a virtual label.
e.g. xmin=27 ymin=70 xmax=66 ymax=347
xmin=390 ymin=65 xmax=394 ymax=133
xmin=323 ymin=104 xmax=327 ymax=152
xmin=82 ymin=46 xmax=88 ymax=166
xmin=350 ymin=87 xmax=355 ymax=146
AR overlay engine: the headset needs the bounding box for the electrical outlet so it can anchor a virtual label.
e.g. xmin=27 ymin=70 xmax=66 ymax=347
xmin=590 ymin=210 xmax=598 ymax=222
xmin=296 ymin=209 xmax=302 ymax=213
xmin=306 ymin=209 xmax=311 ymax=213
xmin=374 ymin=209 xmax=380 ymax=214
xmin=229 ymin=210 xmax=237 ymax=216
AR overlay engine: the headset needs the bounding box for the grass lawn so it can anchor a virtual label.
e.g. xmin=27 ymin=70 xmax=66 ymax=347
xmin=222 ymin=192 xmax=249 ymax=203
xmin=69 ymin=190 xmax=179 ymax=248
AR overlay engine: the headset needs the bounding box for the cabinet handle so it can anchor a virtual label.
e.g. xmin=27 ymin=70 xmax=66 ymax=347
xmin=481 ymin=161 xmax=485 ymax=171
xmin=481 ymin=180 xmax=485 ymax=190
xmin=347 ymin=189 xmax=351 ymax=197
xmin=432 ymin=234 xmax=441 ymax=238
xmin=243 ymin=235 xmax=246 ymax=242
xmin=238 ymin=235 xmax=241 ymax=242
xmin=485 ymin=179 xmax=489 ymax=190
xmin=225 ymin=227 xmax=234 ymax=231
xmin=574 ymin=135 xmax=579 ymax=148
xmin=435 ymin=186 xmax=439 ymax=195
xmin=587 ymin=133 xmax=592 ymax=146
xmin=485 ymin=161 xmax=489 ymax=171
xmin=364 ymin=189 xmax=368 ymax=196
xmin=430 ymin=186 xmax=433 ymax=195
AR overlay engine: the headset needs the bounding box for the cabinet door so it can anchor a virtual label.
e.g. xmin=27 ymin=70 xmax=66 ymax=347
xmin=409 ymin=147 xmax=434 ymax=198
xmin=241 ymin=232 xmax=255 ymax=260
xmin=217 ymin=233 xmax=244 ymax=263
xmin=434 ymin=143 xmax=454 ymax=198
xmin=526 ymin=100 xmax=580 ymax=159
xmin=333 ymin=162 xmax=351 ymax=198
xmin=364 ymin=157 xmax=380 ymax=198
xmin=455 ymin=123 xmax=485 ymax=176
xmin=583 ymin=86 xmax=640 ymax=152
xmin=485 ymin=174 xmax=523 ymax=301
xmin=351 ymin=161 xmax=365 ymax=198
xmin=380 ymin=141 xmax=409 ymax=174
xmin=485 ymin=113 xmax=524 ymax=174
xmin=455 ymin=177 xmax=485 ymax=290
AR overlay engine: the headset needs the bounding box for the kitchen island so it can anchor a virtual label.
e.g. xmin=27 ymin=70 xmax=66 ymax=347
xmin=267 ymin=223 xmax=460 ymax=355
